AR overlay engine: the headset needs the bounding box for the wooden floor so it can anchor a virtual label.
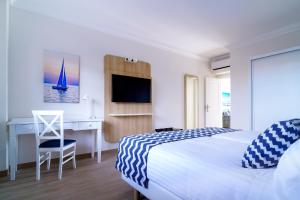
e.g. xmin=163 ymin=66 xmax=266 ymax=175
xmin=0 ymin=150 xmax=133 ymax=200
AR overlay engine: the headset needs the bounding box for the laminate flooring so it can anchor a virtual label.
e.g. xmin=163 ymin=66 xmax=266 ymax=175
xmin=0 ymin=150 xmax=133 ymax=200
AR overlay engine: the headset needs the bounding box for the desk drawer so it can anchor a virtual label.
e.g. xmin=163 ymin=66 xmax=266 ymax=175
xmin=78 ymin=122 xmax=100 ymax=130
xmin=15 ymin=124 xmax=43 ymax=134
xmin=50 ymin=122 xmax=77 ymax=130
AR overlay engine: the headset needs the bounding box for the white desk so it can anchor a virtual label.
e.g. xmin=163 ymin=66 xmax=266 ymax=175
xmin=7 ymin=117 xmax=103 ymax=180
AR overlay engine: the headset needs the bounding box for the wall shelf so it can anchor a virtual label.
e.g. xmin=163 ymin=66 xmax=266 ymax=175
xmin=109 ymin=113 xmax=153 ymax=117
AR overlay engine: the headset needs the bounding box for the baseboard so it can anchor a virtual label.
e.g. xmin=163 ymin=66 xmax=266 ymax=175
xmin=0 ymin=149 xmax=117 ymax=177
xmin=17 ymin=152 xmax=93 ymax=169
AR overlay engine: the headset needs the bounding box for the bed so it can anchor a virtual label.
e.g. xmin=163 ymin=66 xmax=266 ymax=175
xmin=117 ymin=129 xmax=287 ymax=200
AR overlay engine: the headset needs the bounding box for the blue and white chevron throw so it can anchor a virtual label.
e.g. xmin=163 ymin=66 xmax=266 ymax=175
xmin=242 ymin=119 xmax=300 ymax=168
xmin=116 ymin=127 xmax=238 ymax=188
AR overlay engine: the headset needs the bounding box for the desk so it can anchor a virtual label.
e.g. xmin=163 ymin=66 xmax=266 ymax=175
xmin=7 ymin=118 xmax=103 ymax=180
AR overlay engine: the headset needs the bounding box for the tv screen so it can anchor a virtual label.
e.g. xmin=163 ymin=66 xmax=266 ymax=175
xmin=112 ymin=74 xmax=151 ymax=103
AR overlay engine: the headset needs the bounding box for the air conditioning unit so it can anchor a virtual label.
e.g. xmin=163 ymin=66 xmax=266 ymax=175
xmin=210 ymin=56 xmax=230 ymax=74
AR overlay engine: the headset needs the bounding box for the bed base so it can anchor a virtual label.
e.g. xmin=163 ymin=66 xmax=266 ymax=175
xmin=122 ymin=175 xmax=181 ymax=200
xmin=133 ymin=189 xmax=141 ymax=200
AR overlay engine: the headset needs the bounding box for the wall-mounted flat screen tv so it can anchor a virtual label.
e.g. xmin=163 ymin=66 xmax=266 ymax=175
xmin=112 ymin=74 xmax=151 ymax=103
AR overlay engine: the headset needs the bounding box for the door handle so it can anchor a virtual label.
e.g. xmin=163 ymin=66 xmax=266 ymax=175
xmin=206 ymin=104 xmax=209 ymax=112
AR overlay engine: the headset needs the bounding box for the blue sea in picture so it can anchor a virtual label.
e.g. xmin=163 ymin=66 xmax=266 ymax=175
xmin=44 ymin=83 xmax=79 ymax=103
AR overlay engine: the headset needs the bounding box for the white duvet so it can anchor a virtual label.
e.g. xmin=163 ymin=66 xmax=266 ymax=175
xmin=147 ymin=131 xmax=276 ymax=200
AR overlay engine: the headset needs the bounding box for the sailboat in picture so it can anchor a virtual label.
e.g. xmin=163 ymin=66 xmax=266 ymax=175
xmin=52 ymin=59 xmax=68 ymax=91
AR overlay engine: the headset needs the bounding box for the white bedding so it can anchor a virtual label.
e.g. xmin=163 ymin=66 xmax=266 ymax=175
xmin=147 ymin=131 xmax=276 ymax=200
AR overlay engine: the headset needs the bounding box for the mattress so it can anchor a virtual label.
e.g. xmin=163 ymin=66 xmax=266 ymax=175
xmin=146 ymin=131 xmax=276 ymax=200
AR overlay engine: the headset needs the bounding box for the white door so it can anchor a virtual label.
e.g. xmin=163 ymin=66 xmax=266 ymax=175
xmin=252 ymin=49 xmax=300 ymax=132
xmin=205 ymin=77 xmax=222 ymax=127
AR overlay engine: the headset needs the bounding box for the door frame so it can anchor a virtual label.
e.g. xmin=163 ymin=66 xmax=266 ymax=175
xmin=184 ymin=74 xmax=199 ymax=129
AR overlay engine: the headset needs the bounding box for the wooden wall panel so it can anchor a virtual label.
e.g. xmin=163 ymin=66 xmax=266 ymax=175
xmin=104 ymin=55 xmax=153 ymax=143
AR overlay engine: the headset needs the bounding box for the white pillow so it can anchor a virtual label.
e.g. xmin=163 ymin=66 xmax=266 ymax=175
xmin=273 ymin=138 xmax=300 ymax=200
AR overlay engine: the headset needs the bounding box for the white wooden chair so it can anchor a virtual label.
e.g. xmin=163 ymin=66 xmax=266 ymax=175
xmin=32 ymin=110 xmax=76 ymax=180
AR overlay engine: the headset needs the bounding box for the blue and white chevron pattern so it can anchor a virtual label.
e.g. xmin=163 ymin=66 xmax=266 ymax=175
xmin=116 ymin=127 xmax=238 ymax=188
xmin=242 ymin=120 xmax=300 ymax=168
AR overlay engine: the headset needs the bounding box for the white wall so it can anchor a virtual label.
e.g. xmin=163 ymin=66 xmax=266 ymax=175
xmin=8 ymin=8 xmax=211 ymax=164
xmin=0 ymin=0 xmax=9 ymax=171
xmin=230 ymin=29 xmax=300 ymax=130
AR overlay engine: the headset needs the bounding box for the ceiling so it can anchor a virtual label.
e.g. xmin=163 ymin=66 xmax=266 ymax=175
xmin=11 ymin=0 xmax=300 ymax=59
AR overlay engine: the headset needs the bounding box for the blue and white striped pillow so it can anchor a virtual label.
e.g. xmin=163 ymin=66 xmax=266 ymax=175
xmin=291 ymin=119 xmax=300 ymax=128
xmin=242 ymin=120 xmax=300 ymax=168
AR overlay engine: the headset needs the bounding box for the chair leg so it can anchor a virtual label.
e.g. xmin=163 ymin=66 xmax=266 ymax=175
xmin=58 ymin=151 xmax=63 ymax=180
xmin=72 ymin=145 xmax=77 ymax=169
xmin=47 ymin=152 xmax=51 ymax=171
xmin=36 ymin=151 xmax=40 ymax=181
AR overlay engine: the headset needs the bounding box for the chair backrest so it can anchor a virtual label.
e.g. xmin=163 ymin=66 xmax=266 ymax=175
xmin=32 ymin=110 xmax=64 ymax=148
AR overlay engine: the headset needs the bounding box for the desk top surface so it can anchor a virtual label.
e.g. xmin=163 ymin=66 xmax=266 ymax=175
xmin=7 ymin=117 xmax=103 ymax=125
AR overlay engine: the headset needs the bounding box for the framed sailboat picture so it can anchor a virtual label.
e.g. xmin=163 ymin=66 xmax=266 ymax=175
xmin=43 ymin=50 xmax=80 ymax=103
